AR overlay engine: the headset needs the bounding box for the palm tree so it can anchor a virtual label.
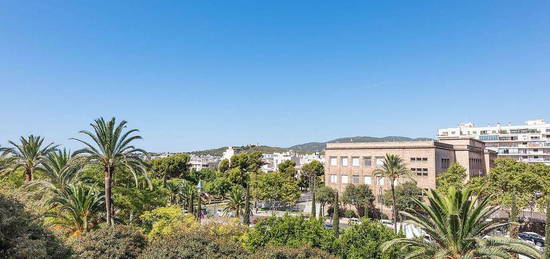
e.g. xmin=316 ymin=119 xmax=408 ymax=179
xmin=47 ymin=183 xmax=104 ymax=236
xmin=0 ymin=135 xmax=58 ymax=182
xmin=381 ymin=188 xmax=542 ymax=259
xmin=71 ymin=117 xmax=147 ymax=226
xmin=29 ymin=149 xmax=82 ymax=191
xmin=223 ymin=186 xmax=245 ymax=218
xmin=178 ymin=179 xmax=196 ymax=214
xmin=373 ymin=154 xmax=413 ymax=232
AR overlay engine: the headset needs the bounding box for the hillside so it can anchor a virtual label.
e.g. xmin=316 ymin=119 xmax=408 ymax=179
xmin=190 ymin=136 xmax=432 ymax=155
xmin=289 ymin=136 xmax=432 ymax=151
xmin=189 ymin=145 xmax=307 ymax=156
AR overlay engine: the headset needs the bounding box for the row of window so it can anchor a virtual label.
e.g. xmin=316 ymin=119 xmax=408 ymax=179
xmin=329 ymin=174 xmax=385 ymax=185
xmin=329 ymin=156 xmax=384 ymax=167
xmin=330 ymin=156 xmax=428 ymax=167
xmin=411 ymin=168 xmax=429 ymax=176
xmin=441 ymin=158 xmax=450 ymax=169
xmin=410 ymin=157 xmax=428 ymax=162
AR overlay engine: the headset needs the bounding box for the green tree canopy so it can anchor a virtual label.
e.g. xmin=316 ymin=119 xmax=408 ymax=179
xmin=277 ymin=160 xmax=297 ymax=177
xmin=338 ymin=218 xmax=404 ymax=259
xmin=150 ymin=154 xmax=191 ymax=182
xmin=342 ymin=184 xmax=375 ymax=218
xmin=382 ymin=181 xmax=423 ymax=220
xmin=253 ymin=171 xmax=300 ymax=206
xmin=217 ymin=159 xmax=230 ymax=174
xmin=436 ymin=162 xmax=467 ymax=195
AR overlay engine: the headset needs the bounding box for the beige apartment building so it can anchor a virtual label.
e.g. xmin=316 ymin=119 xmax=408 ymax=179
xmin=324 ymin=138 xmax=496 ymax=214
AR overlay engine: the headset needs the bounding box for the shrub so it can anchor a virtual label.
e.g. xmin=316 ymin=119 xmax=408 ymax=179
xmin=138 ymin=230 xmax=249 ymax=259
xmin=140 ymin=206 xmax=198 ymax=238
xmin=0 ymin=191 xmax=71 ymax=258
xmin=71 ymin=225 xmax=146 ymax=259
xmin=243 ymin=214 xmax=336 ymax=252
xmin=251 ymin=245 xmax=338 ymax=259
xmin=337 ymin=218 xmax=404 ymax=259
xmin=203 ymin=218 xmax=248 ymax=242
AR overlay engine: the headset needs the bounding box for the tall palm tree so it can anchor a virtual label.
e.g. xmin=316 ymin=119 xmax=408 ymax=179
xmin=72 ymin=117 xmax=147 ymax=226
xmin=0 ymin=135 xmax=58 ymax=182
xmin=373 ymin=154 xmax=413 ymax=232
xmin=47 ymin=183 xmax=104 ymax=236
xmin=224 ymin=186 xmax=245 ymax=218
xmin=382 ymin=188 xmax=542 ymax=259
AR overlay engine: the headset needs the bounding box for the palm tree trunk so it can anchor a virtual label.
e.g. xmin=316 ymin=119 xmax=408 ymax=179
xmin=391 ymin=182 xmax=398 ymax=234
xmin=544 ymin=196 xmax=549 ymax=259
xmin=364 ymin=206 xmax=369 ymax=219
xmin=243 ymin=185 xmax=251 ymax=225
xmin=25 ymin=168 xmax=32 ymax=182
xmin=320 ymin=202 xmax=324 ymax=218
xmin=104 ymin=167 xmax=113 ymax=226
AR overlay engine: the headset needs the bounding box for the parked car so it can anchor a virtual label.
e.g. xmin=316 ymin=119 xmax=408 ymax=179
xmin=518 ymin=232 xmax=545 ymax=247
xmin=349 ymin=218 xmax=360 ymax=225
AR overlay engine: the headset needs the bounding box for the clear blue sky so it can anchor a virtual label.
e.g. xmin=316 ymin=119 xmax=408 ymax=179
xmin=1 ymin=1 xmax=550 ymax=152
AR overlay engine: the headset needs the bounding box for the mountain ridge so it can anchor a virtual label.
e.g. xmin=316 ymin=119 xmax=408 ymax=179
xmin=189 ymin=136 xmax=433 ymax=155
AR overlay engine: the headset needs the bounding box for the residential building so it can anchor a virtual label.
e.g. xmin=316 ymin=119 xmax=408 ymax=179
xmin=438 ymin=119 xmax=550 ymax=164
xmin=260 ymin=151 xmax=324 ymax=172
xmin=189 ymin=154 xmax=220 ymax=171
xmin=324 ymin=139 xmax=496 ymax=215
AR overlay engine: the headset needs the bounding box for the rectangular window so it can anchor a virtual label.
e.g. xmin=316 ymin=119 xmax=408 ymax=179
xmin=422 ymin=157 xmax=428 ymax=161
xmin=410 ymin=157 xmax=416 ymax=162
xmin=341 ymin=175 xmax=349 ymax=184
xmin=352 ymin=175 xmax=360 ymax=184
xmin=365 ymin=176 xmax=372 ymax=185
xmin=330 ymin=157 xmax=337 ymax=166
xmin=330 ymin=174 xmax=337 ymax=183
xmin=375 ymin=157 xmax=384 ymax=168
xmin=352 ymin=157 xmax=360 ymax=167
xmin=341 ymin=157 xmax=349 ymax=166
xmin=364 ymin=157 xmax=372 ymax=167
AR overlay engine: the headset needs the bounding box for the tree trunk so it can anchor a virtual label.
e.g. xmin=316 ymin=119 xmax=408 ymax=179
xmin=104 ymin=167 xmax=113 ymax=226
xmin=391 ymin=182 xmax=398 ymax=234
xmin=24 ymin=168 xmax=32 ymax=182
xmin=320 ymin=202 xmax=324 ymax=218
xmin=364 ymin=206 xmax=369 ymax=219
xmin=333 ymin=191 xmax=340 ymax=237
xmin=544 ymin=197 xmax=549 ymax=259
xmin=243 ymin=186 xmax=251 ymax=225
xmin=311 ymin=178 xmax=316 ymax=218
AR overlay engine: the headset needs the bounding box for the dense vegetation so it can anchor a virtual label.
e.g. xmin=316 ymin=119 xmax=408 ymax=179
xmin=0 ymin=117 xmax=548 ymax=258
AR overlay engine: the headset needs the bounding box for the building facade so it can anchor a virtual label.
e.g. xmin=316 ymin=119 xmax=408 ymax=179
xmin=189 ymin=154 xmax=220 ymax=171
xmin=438 ymin=119 xmax=550 ymax=164
xmin=323 ymin=139 xmax=496 ymax=214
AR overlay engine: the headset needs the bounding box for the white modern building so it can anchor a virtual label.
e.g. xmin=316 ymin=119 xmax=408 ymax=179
xmin=189 ymin=154 xmax=220 ymax=171
xmin=438 ymin=119 xmax=550 ymax=164
xmin=260 ymin=151 xmax=324 ymax=173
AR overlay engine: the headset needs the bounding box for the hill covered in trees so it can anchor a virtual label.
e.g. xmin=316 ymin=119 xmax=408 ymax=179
xmin=189 ymin=136 xmax=432 ymax=155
